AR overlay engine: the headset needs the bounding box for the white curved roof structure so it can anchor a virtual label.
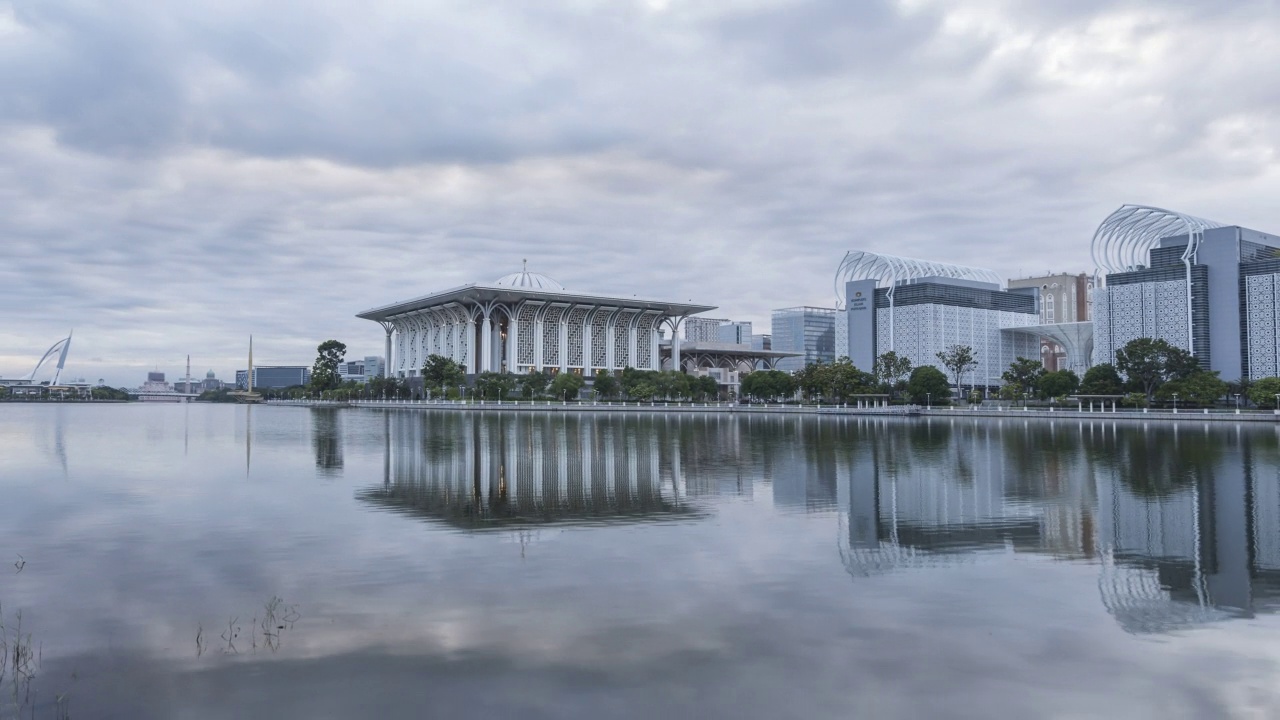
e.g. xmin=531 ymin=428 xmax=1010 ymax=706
xmin=1090 ymin=204 xmax=1227 ymax=275
xmin=493 ymin=260 xmax=565 ymax=291
xmin=834 ymin=251 xmax=1002 ymax=308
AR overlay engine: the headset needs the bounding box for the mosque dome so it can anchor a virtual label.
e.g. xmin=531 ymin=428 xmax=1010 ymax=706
xmin=206 ymin=369 xmax=216 ymax=379
xmin=493 ymin=260 xmax=565 ymax=291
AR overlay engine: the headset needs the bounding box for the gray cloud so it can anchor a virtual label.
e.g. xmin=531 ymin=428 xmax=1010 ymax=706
xmin=2 ymin=0 xmax=1280 ymax=384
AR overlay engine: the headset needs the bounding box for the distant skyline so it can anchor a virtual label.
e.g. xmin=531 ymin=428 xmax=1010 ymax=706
xmin=3 ymin=1 xmax=1279 ymax=386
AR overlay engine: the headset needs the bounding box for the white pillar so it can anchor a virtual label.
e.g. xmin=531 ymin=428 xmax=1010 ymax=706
xmin=605 ymin=318 xmax=616 ymax=370
xmin=534 ymin=315 xmax=544 ymax=371
xmin=671 ymin=318 xmax=682 ymax=373
xmin=650 ymin=324 xmax=660 ymax=370
xmin=465 ymin=317 xmax=477 ymax=375
xmin=559 ymin=315 xmax=570 ymax=373
xmin=384 ymin=325 xmax=393 ymax=377
xmin=508 ymin=307 xmax=520 ymax=373
xmin=583 ymin=315 xmax=594 ymax=375
xmin=628 ymin=326 xmax=637 ymax=370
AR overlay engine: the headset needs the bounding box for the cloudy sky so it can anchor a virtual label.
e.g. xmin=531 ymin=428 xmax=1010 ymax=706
xmin=2 ymin=0 xmax=1278 ymax=385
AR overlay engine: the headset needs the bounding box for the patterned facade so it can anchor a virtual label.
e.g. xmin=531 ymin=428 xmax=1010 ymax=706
xmin=1093 ymin=278 xmax=1194 ymax=367
xmin=873 ymin=304 xmax=1039 ymax=389
xmin=1243 ymin=273 xmax=1280 ymax=378
xmin=358 ymin=268 xmax=715 ymax=378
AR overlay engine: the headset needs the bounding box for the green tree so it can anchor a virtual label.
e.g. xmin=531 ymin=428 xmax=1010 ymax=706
xmin=1155 ymin=371 xmax=1227 ymax=406
xmin=474 ymin=371 xmax=517 ymax=400
xmin=793 ymin=362 xmax=827 ymax=401
xmin=1036 ymin=370 xmax=1080 ymax=400
xmin=422 ymin=354 xmax=466 ymax=394
xmin=518 ymin=370 xmax=551 ymax=399
xmin=548 ymin=372 xmax=586 ymax=401
xmin=1080 ymin=363 xmax=1124 ymax=395
xmin=741 ymin=370 xmax=795 ymax=402
xmin=827 ymin=357 xmax=877 ymax=403
xmin=310 ymin=340 xmax=347 ymax=392
xmin=907 ymin=365 xmax=950 ymax=405
xmin=1001 ymin=356 xmax=1044 ymax=404
xmin=1247 ymin=377 xmax=1280 ymax=409
xmin=691 ymin=374 xmax=719 ymax=401
xmin=935 ymin=345 xmax=977 ymax=399
xmin=629 ymin=380 xmax=657 ymax=401
xmin=873 ymin=351 xmax=913 ymax=397
xmin=592 ymin=370 xmax=620 ymax=399
xmin=1115 ymin=338 xmax=1201 ymax=400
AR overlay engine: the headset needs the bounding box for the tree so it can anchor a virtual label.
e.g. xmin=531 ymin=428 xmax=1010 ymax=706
xmin=793 ymin=362 xmax=827 ymax=401
xmin=474 ymin=372 xmax=517 ymax=401
xmin=548 ymin=372 xmax=585 ymax=401
xmin=1247 ymin=377 xmax=1280 ymax=409
xmin=1036 ymin=370 xmax=1080 ymax=400
xmin=1156 ymin=371 xmax=1228 ymax=406
xmin=741 ymin=370 xmax=795 ymax=402
xmin=826 ymin=357 xmax=877 ymax=403
xmin=422 ymin=354 xmax=466 ymax=394
xmin=873 ymin=351 xmax=913 ymax=397
xmin=518 ymin=370 xmax=551 ymax=398
xmin=592 ymin=370 xmax=620 ymax=399
xmin=1080 ymin=363 xmax=1123 ymax=395
xmin=310 ymin=340 xmax=347 ymax=392
xmin=629 ymin=380 xmax=657 ymax=401
xmin=1001 ymin=357 xmax=1044 ymax=404
xmin=906 ymin=365 xmax=950 ymax=405
xmin=936 ymin=345 xmax=978 ymax=399
xmin=1114 ymin=338 xmax=1202 ymax=400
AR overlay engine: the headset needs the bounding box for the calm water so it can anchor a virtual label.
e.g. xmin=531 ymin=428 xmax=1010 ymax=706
xmin=1 ymin=405 xmax=1279 ymax=718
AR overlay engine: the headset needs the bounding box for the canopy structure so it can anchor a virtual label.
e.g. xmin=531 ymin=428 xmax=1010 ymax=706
xmin=28 ymin=332 xmax=73 ymax=385
xmin=834 ymin=251 xmax=1002 ymax=308
xmin=1001 ymin=321 xmax=1094 ymax=375
xmin=1090 ymin=204 xmax=1226 ymax=275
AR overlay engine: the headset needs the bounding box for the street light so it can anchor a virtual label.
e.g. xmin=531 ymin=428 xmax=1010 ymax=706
xmin=1235 ymin=393 xmax=1242 ymax=413
xmin=1172 ymin=393 xmax=1178 ymax=413
xmin=926 ymin=392 xmax=931 ymax=409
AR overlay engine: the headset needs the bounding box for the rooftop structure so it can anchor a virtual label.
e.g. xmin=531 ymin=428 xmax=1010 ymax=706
xmin=356 ymin=263 xmax=716 ymax=378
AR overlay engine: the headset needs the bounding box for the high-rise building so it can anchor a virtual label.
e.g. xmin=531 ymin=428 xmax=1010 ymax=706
xmin=684 ymin=317 xmax=729 ymax=343
xmin=338 ymin=356 xmax=386 ymax=384
xmin=771 ymin=307 xmax=836 ymax=372
xmin=1007 ymin=273 xmax=1094 ymax=370
xmin=716 ymin=321 xmax=753 ymax=346
xmin=1091 ymin=206 xmax=1280 ymax=382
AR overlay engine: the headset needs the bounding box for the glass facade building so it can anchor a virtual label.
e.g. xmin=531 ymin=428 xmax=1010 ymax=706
xmin=771 ymin=307 xmax=836 ymax=372
xmin=236 ymin=366 xmax=311 ymax=390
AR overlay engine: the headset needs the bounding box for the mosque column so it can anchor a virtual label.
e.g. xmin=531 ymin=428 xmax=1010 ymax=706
xmin=583 ymin=312 xmax=594 ymax=376
xmin=480 ymin=310 xmax=493 ymax=374
xmin=605 ymin=314 xmax=616 ymax=370
xmin=559 ymin=311 xmax=570 ymax=373
xmin=381 ymin=322 xmax=394 ymax=378
xmin=508 ymin=304 xmax=520 ymax=373
xmin=650 ymin=322 xmax=660 ymax=371
xmin=465 ymin=315 xmax=477 ymax=375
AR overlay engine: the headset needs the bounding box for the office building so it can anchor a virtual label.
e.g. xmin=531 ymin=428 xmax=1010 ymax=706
xmin=836 ymin=251 xmax=1040 ymax=389
xmin=236 ymin=366 xmax=311 ymax=390
xmin=1091 ymin=205 xmax=1280 ymax=382
xmin=683 ymin=317 xmax=730 ymax=343
xmin=716 ymin=321 xmax=753 ymax=346
xmin=771 ymin=307 xmax=836 ymax=372
xmin=338 ymin=356 xmax=386 ymax=384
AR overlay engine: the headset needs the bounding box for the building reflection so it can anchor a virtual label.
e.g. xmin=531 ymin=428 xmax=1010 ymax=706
xmin=358 ymin=412 xmax=711 ymax=530
xmin=840 ymin=419 xmax=1280 ymax=633
xmin=311 ymin=408 xmax=344 ymax=474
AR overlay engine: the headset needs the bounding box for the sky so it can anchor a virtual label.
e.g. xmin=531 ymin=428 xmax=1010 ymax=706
xmin=2 ymin=0 xmax=1279 ymax=386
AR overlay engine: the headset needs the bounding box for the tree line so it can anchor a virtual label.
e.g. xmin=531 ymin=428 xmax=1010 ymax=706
xmin=302 ymin=337 xmax=1280 ymax=409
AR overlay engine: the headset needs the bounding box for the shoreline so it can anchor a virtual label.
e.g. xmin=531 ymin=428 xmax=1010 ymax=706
xmin=262 ymin=399 xmax=1280 ymax=424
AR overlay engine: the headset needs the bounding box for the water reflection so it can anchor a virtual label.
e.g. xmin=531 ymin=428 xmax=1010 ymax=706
xmin=840 ymin=419 xmax=1280 ymax=633
xmin=311 ymin=408 xmax=344 ymax=474
xmin=358 ymin=412 xmax=714 ymax=529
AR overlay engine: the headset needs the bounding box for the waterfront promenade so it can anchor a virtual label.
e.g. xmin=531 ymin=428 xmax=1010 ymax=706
xmin=266 ymin=398 xmax=1280 ymax=423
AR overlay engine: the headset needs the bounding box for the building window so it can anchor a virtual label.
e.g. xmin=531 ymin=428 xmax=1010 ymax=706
xmin=1045 ymin=293 xmax=1054 ymax=323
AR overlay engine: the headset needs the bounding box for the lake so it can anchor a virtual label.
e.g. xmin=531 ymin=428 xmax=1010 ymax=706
xmin=1 ymin=404 xmax=1278 ymax=718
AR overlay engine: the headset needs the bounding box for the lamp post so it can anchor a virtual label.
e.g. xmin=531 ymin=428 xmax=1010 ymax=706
xmin=1235 ymin=393 xmax=1242 ymax=413
xmin=926 ymin=392 xmax=931 ymax=409
xmin=1172 ymin=393 xmax=1178 ymax=413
